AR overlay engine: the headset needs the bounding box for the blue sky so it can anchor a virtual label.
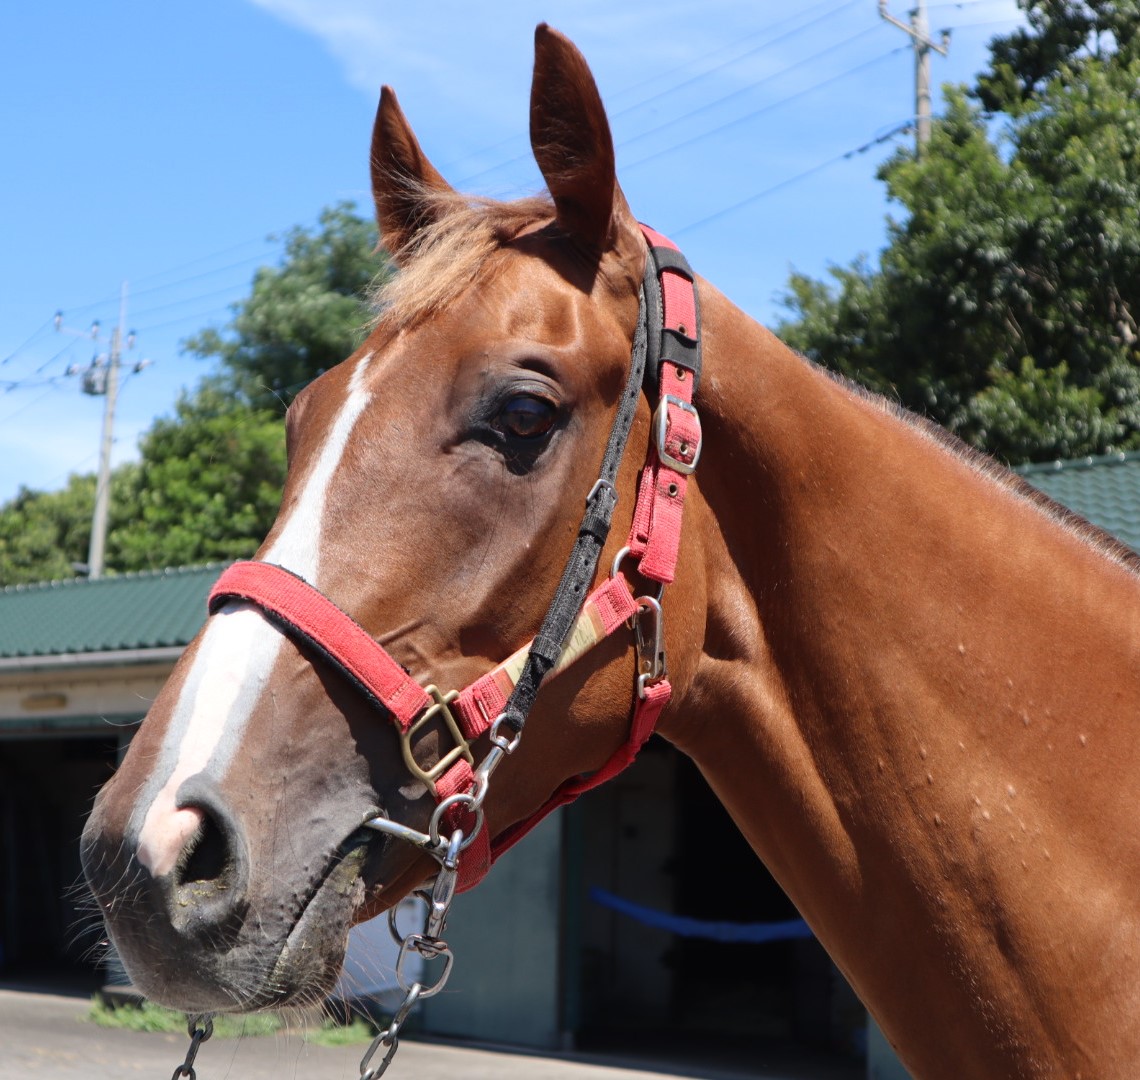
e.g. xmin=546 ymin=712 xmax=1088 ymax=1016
xmin=0 ymin=0 xmax=1024 ymax=504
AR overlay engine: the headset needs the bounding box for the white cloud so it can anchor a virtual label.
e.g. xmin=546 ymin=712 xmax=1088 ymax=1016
xmin=247 ymin=0 xmax=451 ymax=97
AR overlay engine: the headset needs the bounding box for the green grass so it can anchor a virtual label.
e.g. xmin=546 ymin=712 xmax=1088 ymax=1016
xmin=307 ymin=1017 xmax=378 ymax=1047
xmin=87 ymin=997 xmax=377 ymax=1046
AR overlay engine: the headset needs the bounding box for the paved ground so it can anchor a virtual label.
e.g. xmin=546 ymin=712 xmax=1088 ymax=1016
xmin=0 ymin=988 xmax=862 ymax=1080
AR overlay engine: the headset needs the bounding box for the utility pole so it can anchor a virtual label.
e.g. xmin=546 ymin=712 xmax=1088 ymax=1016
xmin=879 ymin=0 xmax=951 ymax=153
xmin=87 ymin=282 xmax=128 ymax=580
xmin=55 ymin=281 xmax=149 ymax=580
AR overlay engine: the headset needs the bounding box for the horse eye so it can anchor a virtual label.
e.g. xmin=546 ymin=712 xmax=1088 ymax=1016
xmin=495 ymin=394 xmax=557 ymax=440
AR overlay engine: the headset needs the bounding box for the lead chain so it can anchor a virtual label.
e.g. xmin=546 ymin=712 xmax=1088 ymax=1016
xmin=171 ymin=1015 xmax=213 ymax=1080
xmin=360 ymin=826 xmax=466 ymax=1079
xmin=359 ymin=704 xmax=516 ymax=1077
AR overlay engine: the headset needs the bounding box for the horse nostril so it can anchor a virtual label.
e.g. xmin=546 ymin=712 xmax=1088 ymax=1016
xmin=177 ymin=809 xmax=230 ymax=887
xmin=164 ymin=789 xmax=251 ymax=936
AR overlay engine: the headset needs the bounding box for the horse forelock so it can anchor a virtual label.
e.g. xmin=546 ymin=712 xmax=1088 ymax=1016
xmin=370 ymin=188 xmax=556 ymax=331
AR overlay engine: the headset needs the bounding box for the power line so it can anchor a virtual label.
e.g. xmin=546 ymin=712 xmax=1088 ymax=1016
xmin=56 ymin=236 xmax=284 ymax=318
xmin=133 ymin=304 xmax=242 ymax=335
xmin=32 ymin=336 xmax=83 ymax=376
xmin=610 ymin=0 xmax=868 ymax=129
xmin=670 ymin=122 xmax=913 ymax=239
xmin=127 ymin=280 xmax=251 ymax=321
xmin=5 ymin=12 xmax=913 ymax=379
xmin=942 ymin=17 xmax=1024 ymax=30
xmin=0 ymin=385 xmax=65 ymax=428
xmin=1 ymin=319 xmax=55 ymax=366
xmin=606 ymin=0 xmax=862 ymax=109
xmin=121 ymin=250 xmax=273 ymax=305
xmin=124 ymin=234 xmax=278 ymax=291
xmin=928 ymin=0 xmax=1006 ymax=8
xmin=0 ymin=339 xmax=84 ymax=390
xmin=619 ymin=22 xmax=884 ymax=154
xmin=624 ymin=45 xmax=909 ymax=173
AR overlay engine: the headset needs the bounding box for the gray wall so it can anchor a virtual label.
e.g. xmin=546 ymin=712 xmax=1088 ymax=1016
xmin=419 ymin=812 xmax=564 ymax=1049
xmin=867 ymin=1018 xmax=912 ymax=1080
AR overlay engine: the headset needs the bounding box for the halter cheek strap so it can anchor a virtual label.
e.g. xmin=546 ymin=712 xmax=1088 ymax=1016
xmin=207 ymin=224 xmax=702 ymax=892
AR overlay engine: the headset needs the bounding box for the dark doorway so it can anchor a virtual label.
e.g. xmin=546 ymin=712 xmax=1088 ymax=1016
xmin=568 ymin=740 xmax=863 ymax=1070
xmin=0 ymin=735 xmax=118 ymax=989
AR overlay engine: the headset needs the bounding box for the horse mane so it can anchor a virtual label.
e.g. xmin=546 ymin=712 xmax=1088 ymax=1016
xmin=828 ymin=368 xmax=1140 ymax=574
xmin=370 ymin=188 xmax=556 ymax=330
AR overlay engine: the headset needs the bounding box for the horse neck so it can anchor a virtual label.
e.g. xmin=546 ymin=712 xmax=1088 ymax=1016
xmin=670 ymin=282 xmax=1140 ymax=1077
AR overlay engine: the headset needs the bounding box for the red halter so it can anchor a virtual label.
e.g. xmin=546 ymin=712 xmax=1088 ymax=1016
xmin=207 ymin=225 xmax=701 ymax=891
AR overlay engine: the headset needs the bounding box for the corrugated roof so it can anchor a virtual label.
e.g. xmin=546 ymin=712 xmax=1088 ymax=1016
xmin=1016 ymin=451 xmax=1140 ymax=554
xmin=0 ymin=564 xmax=223 ymax=659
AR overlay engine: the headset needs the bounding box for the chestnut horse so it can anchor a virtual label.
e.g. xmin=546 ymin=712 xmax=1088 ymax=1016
xmin=82 ymin=25 xmax=1140 ymax=1080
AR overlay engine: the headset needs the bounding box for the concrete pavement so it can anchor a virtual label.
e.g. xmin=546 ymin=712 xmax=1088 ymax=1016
xmin=0 ymin=988 xmax=861 ymax=1080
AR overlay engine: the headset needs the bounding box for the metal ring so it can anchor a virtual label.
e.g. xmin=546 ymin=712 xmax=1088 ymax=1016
xmin=428 ymin=793 xmax=485 ymax=850
xmin=397 ymin=937 xmax=454 ymax=998
xmin=610 ymin=545 xmax=632 ymax=580
xmin=467 ymin=769 xmax=491 ymax=812
xmin=610 ymin=546 xmax=665 ymax=604
xmin=388 ymin=891 xmax=431 ymax=948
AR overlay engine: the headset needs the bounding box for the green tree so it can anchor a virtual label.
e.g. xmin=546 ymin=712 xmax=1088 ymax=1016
xmin=0 ymin=468 xmax=139 ymax=585
xmin=976 ymin=0 xmax=1140 ymax=114
xmin=109 ymin=386 xmax=286 ymax=570
xmin=186 ymin=202 xmax=385 ymax=409
xmin=777 ymin=0 xmax=1140 ymax=464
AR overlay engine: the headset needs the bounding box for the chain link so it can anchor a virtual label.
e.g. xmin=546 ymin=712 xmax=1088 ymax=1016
xmin=357 ymin=744 xmax=510 ymax=1080
xmin=356 ymin=828 xmax=468 ymax=1077
xmin=359 ymin=983 xmax=421 ymax=1080
xmin=356 ymin=719 xmax=523 ymax=1078
xmin=171 ymin=1015 xmax=213 ymax=1080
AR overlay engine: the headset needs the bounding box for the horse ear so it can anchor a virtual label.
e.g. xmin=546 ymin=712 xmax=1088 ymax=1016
xmin=370 ymin=86 xmax=454 ymax=260
xmin=530 ymin=24 xmax=628 ymax=252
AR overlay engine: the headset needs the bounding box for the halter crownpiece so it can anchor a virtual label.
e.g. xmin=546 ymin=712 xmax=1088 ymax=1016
xmin=203 ymin=225 xmax=702 ymax=1079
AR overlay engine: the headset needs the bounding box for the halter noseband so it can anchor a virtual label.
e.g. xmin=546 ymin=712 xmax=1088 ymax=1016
xmin=206 ymin=225 xmax=703 ymax=890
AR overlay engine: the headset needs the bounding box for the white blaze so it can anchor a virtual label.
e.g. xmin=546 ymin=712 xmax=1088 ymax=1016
xmin=135 ymin=354 xmax=375 ymax=876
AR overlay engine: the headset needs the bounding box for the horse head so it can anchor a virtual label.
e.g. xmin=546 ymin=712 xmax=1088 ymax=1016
xmin=81 ymin=26 xmax=704 ymax=1014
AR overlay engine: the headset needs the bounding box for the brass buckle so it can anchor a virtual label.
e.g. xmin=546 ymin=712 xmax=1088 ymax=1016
xmin=399 ymin=685 xmax=474 ymax=797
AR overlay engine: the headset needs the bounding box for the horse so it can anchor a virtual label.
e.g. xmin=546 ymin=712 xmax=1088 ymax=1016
xmin=81 ymin=24 xmax=1140 ymax=1080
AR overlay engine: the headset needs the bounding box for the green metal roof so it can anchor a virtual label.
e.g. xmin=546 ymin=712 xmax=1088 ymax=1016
xmin=0 ymin=564 xmax=223 ymax=660
xmin=1016 ymin=451 xmax=1140 ymax=554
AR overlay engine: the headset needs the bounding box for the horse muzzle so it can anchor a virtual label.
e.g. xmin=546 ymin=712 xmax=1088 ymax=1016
xmin=80 ymin=771 xmax=385 ymax=1013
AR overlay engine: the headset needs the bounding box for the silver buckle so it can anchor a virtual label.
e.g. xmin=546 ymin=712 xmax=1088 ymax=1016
xmin=653 ymin=395 xmax=701 ymax=475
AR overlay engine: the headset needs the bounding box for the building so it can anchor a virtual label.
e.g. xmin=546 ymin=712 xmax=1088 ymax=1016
xmin=3 ymin=450 xmax=1139 ymax=1067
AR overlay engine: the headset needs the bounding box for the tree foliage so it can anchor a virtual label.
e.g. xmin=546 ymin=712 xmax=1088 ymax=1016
xmin=777 ymin=0 xmax=1140 ymax=464
xmin=0 ymin=203 xmax=383 ymax=585
xmin=110 ymin=387 xmax=287 ymax=570
xmin=0 ymin=470 xmax=135 ymax=585
xmin=185 ymin=202 xmax=385 ymax=409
